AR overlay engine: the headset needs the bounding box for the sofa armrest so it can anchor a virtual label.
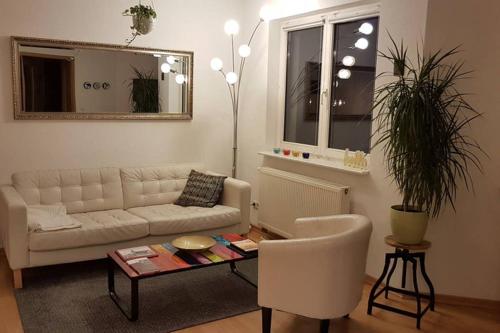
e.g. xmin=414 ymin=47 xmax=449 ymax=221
xmin=0 ymin=186 xmax=29 ymax=269
xmin=220 ymin=177 xmax=251 ymax=234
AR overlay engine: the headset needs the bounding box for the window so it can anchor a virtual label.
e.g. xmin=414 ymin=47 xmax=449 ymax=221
xmin=283 ymin=26 xmax=323 ymax=146
xmin=280 ymin=9 xmax=379 ymax=155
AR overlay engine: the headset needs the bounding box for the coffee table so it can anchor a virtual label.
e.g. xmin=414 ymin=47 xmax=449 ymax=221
xmin=107 ymin=235 xmax=258 ymax=321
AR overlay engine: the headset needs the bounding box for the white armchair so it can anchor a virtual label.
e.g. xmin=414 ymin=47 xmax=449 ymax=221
xmin=258 ymin=214 xmax=372 ymax=333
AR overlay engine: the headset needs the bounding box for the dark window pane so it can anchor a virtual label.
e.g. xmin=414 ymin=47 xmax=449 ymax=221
xmin=329 ymin=17 xmax=379 ymax=153
xmin=284 ymin=26 xmax=323 ymax=146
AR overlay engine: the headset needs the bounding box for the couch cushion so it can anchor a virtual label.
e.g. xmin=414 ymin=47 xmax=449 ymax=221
xmin=29 ymin=210 xmax=148 ymax=251
xmin=175 ymin=170 xmax=227 ymax=208
xmin=13 ymin=168 xmax=123 ymax=214
xmin=121 ymin=164 xmax=204 ymax=209
xmin=127 ymin=204 xmax=240 ymax=236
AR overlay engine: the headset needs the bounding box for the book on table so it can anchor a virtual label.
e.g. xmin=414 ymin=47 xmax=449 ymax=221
xmin=210 ymin=243 xmax=243 ymax=260
xmin=126 ymin=257 xmax=160 ymax=275
xmin=230 ymin=239 xmax=258 ymax=253
xmin=116 ymin=246 xmax=158 ymax=261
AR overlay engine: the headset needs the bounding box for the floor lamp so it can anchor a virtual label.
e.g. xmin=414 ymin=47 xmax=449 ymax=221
xmin=210 ymin=5 xmax=271 ymax=178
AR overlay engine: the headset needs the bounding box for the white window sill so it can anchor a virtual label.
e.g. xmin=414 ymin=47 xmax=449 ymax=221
xmin=258 ymin=151 xmax=370 ymax=175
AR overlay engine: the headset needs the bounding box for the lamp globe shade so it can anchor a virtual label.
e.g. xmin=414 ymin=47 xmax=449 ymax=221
xmin=338 ymin=69 xmax=352 ymax=79
xmin=342 ymin=55 xmax=356 ymax=66
xmin=238 ymin=45 xmax=251 ymax=58
xmin=166 ymin=56 xmax=177 ymax=64
xmin=175 ymin=74 xmax=186 ymax=84
xmin=210 ymin=57 xmax=223 ymax=71
xmin=224 ymin=19 xmax=240 ymax=35
xmin=355 ymin=38 xmax=369 ymax=50
xmin=359 ymin=22 xmax=374 ymax=35
xmin=160 ymin=63 xmax=171 ymax=73
xmin=226 ymin=72 xmax=238 ymax=85
xmin=259 ymin=5 xmax=272 ymax=22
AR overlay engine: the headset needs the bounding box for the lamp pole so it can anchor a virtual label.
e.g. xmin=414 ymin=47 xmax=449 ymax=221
xmin=210 ymin=6 xmax=270 ymax=178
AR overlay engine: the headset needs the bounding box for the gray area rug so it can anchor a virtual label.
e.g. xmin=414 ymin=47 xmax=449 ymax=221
xmin=15 ymin=258 xmax=258 ymax=333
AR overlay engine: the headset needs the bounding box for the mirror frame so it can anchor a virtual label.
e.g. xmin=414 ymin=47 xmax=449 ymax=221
xmin=11 ymin=36 xmax=194 ymax=120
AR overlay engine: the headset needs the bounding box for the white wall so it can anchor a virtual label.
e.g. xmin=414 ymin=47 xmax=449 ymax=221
xmin=239 ymin=0 xmax=500 ymax=301
xmin=0 ymin=0 xmax=243 ymax=185
xmin=422 ymin=0 xmax=500 ymax=301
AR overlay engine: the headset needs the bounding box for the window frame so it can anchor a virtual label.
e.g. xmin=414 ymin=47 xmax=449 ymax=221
xmin=276 ymin=4 xmax=381 ymax=159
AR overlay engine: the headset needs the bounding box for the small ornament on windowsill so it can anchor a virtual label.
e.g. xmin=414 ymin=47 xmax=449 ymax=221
xmin=344 ymin=149 xmax=368 ymax=170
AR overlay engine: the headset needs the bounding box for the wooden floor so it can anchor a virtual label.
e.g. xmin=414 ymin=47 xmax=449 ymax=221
xmin=0 ymin=234 xmax=499 ymax=333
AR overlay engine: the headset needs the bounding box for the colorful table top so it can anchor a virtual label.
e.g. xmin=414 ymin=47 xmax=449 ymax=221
xmin=108 ymin=233 xmax=257 ymax=279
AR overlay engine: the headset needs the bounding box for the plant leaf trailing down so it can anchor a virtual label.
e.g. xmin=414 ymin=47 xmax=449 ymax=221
xmin=372 ymin=34 xmax=484 ymax=218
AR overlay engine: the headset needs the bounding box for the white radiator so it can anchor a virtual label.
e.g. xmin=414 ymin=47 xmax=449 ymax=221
xmin=257 ymin=167 xmax=350 ymax=238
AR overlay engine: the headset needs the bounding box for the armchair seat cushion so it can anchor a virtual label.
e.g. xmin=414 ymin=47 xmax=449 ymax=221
xmin=29 ymin=210 xmax=149 ymax=251
xmin=127 ymin=204 xmax=240 ymax=236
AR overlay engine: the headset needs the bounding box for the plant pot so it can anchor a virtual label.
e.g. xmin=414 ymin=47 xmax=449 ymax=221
xmin=132 ymin=16 xmax=154 ymax=35
xmin=390 ymin=205 xmax=429 ymax=245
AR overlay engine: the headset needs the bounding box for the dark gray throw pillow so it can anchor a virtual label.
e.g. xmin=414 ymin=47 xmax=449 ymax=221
xmin=175 ymin=170 xmax=227 ymax=207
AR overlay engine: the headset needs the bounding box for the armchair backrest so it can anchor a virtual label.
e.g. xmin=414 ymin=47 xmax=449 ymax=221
xmin=294 ymin=214 xmax=367 ymax=238
xmin=258 ymin=214 xmax=372 ymax=319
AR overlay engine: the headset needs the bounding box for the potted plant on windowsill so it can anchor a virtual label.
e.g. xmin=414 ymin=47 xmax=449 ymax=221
xmin=373 ymin=37 xmax=483 ymax=244
xmin=123 ymin=3 xmax=157 ymax=45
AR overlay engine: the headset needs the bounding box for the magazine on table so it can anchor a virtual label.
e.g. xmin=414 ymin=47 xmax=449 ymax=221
xmin=116 ymin=246 xmax=158 ymax=261
xmin=229 ymin=239 xmax=259 ymax=253
xmin=126 ymin=257 xmax=160 ymax=275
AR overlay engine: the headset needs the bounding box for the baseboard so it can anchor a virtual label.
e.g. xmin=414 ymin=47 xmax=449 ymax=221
xmin=365 ymin=274 xmax=500 ymax=311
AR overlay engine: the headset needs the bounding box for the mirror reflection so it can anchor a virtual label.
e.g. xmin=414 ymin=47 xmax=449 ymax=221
xmin=12 ymin=37 xmax=193 ymax=120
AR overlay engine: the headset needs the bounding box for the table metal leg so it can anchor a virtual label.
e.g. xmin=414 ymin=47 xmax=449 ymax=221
xmin=108 ymin=257 xmax=115 ymax=294
xmin=412 ymin=258 xmax=422 ymax=329
xmin=402 ymin=253 xmax=408 ymax=288
xmin=108 ymin=257 xmax=140 ymax=321
xmin=385 ymin=252 xmax=398 ymax=298
xmin=418 ymin=253 xmax=435 ymax=311
xmin=130 ymin=279 xmax=139 ymax=321
xmin=368 ymin=253 xmax=391 ymax=315
xmin=230 ymin=262 xmax=257 ymax=288
xmin=367 ymin=250 xmax=434 ymax=330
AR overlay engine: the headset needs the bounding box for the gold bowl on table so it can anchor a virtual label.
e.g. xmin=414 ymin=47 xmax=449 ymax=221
xmin=171 ymin=235 xmax=216 ymax=252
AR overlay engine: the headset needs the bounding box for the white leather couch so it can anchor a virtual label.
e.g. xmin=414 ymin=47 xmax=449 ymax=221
xmin=0 ymin=163 xmax=250 ymax=287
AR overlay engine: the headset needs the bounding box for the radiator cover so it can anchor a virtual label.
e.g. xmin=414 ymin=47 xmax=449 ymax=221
xmin=258 ymin=167 xmax=350 ymax=238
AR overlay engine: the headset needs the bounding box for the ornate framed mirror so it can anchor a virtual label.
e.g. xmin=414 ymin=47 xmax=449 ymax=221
xmin=11 ymin=36 xmax=193 ymax=120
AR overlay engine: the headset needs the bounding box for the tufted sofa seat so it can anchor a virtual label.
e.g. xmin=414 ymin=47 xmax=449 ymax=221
xmin=128 ymin=204 xmax=241 ymax=236
xmin=29 ymin=210 xmax=149 ymax=251
xmin=0 ymin=163 xmax=251 ymax=285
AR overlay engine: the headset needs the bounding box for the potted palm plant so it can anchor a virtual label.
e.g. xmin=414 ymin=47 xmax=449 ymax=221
xmin=129 ymin=66 xmax=161 ymax=113
xmin=373 ymin=37 xmax=483 ymax=244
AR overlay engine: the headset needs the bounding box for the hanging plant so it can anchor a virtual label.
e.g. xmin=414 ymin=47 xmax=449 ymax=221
xmin=123 ymin=2 xmax=157 ymax=45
